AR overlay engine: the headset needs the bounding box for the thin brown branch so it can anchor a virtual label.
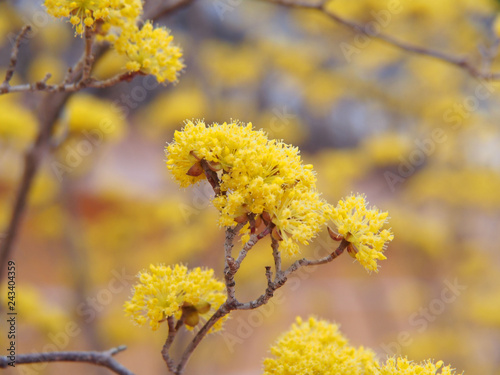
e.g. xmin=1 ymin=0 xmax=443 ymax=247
xmin=82 ymin=26 xmax=95 ymax=83
xmin=143 ymin=0 xmax=196 ymax=20
xmin=236 ymin=239 xmax=349 ymax=310
xmin=175 ymin=303 xmax=232 ymax=374
xmin=0 ymin=346 xmax=134 ymax=375
xmin=0 ymin=25 xmax=31 ymax=91
xmin=223 ymin=225 xmax=241 ymax=301
xmin=282 ymin=238 xmax=349 ymax=278
xmin=0 ymin=71 xmax=141 ymax=95
xmin=162 ymin=316 xmax=180 ymax=372
xmin=199 ymin=159 xmax=221 ymax=195
xmin=266 ymin=0 xmax=500 ymax=80
xmin=0 ymin=92 xmax=71 ymax=280
xmin=271 ymin=235 xmax=282 ymax=279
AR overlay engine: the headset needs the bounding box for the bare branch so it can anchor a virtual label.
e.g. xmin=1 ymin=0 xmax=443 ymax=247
xmin=162 ymin=316 xmax=182 ymax=372
xmin=0 ymin=25 xmax=31 ymax=92
xmin=236 ymin=239 xmax=349 ymax=310
xmin=271 ymin=235 xmax=282 ymax=279
xmin=0 ymin=71 xmax=141 ymax=95
xmin=143 ymin=0 xmax=196 ymax=20
xmin=223 ymin=225 xmax=241 ymax=301
xmin=282 ymin=239 xmax=349 ymax=279
xmin=82 ymin=26 xmax=95 ymax=83
xmin=0 ymin=346 xmax=134 ymax=375
xmin=175 ymin=303 xmax=232 ymax=374
xmin=266 ymin=0 xmax=500 ymax=80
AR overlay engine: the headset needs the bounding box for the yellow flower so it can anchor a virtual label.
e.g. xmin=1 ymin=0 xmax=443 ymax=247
xmin=269 ymin=189 xmax=330 ymax=256
xmin=377 ymin=357 xmax=457 ymax=375
xmin=327 ymin=194 xmax=393 ymax=272
xmin=263 ymin=316 xmax=377 ymax=375
xmin=166 ymin=120 xmax=322 ymax=252
xmin=263 ymin=317 xmax=458 ymax=375
xmin=44 ymin=0 xmax=142 ymax=35
xmin=115 ymin=21 xmax=184 ymax=83
xmin=124 ymin=264 xmax=226 ymax=331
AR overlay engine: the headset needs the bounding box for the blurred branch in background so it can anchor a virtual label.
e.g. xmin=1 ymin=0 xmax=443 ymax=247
xmin=0 ymin=0 xmax=194 ymax=279
xmin=266 ymin=0 xmax=500 ymax=80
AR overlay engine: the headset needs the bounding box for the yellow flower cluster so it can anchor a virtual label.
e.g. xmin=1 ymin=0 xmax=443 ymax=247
xmin=263 ymin=317 xmax=458 ymax=375
xmin=44 ymin=0 xmax=183 ymax=83
xmin=166 ymin=121 xmax=394 ymax=263
xmin=124 ymin=264 xmax=226 ymax=331
xmin=327 ymin=194 xmax=394 ymax=272
xmin=263 ymin=316 xmax=378 ymax=375
xmin=378 ymin=357 xmax=456 ymax=375
xmin=113 ymin=21 xmax=184 ymax=83
xmin=165 ymin=120 xmax=327 ymax=256
xmin=44 ymin=0 xmax=141 ymax=34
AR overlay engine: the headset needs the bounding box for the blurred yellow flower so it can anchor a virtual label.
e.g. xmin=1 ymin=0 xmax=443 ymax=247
xmin=0 ymin=96 xmax=37 ymax=148
xmin=60 ymin=94 xmax=126 ymax=139
xmin=28 ymin=54 xmax=66 ymax=84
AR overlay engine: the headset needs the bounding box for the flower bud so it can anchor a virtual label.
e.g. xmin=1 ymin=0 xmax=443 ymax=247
xmin=186 ymin=162 xmax=203 ymax=176
xmin=195 ymin=301 xmax=211 ymax=314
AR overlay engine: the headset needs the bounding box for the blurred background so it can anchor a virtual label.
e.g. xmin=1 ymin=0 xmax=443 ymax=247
xmin=1 ymin=0 xmax=500 ymax=374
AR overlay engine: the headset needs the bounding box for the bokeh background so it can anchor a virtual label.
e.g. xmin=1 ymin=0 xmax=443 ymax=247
xmin=1 ymin=0 xmax=500 ymax=374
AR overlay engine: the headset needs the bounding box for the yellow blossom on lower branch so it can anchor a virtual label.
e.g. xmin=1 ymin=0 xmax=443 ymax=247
xmin=327 ymin=194 xmax=394 ymax=272
xmin=124 ymin=264 xmax=226 ymax=331
xmin=263 ymin=317 xmax=459 ymax=375
xmin=378 ymin=357 xmax=458 ymax=375
xmin=263 ymin=317 xmax=378 ymax=375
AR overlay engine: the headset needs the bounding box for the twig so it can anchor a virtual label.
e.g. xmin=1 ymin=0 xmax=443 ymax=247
xmin=175 ymin=303 xmax=232 ymax=374
xmin=199 ymin=159 xmax=221 ymax=195
xmin=143 ymin=0 xmax=196 ymax=20
xmin=0 ymin=346 xmax=134 ymax=375
xmin=224 ymin=224 xmax=271 ymax=302
xmin=82 ymin=26 xmax=95 ymax=83
xmin=236 ymin=239 xmax=349 ymax=310
xmin=282 ymin=238 xmax=349 ymax=278
xmin=0 ymin=25 xmax=31 ymax=91
xmin=266 ymin=0 xmax=500 ymax=80
xmin=0 ymin=71 xmax=141 ymax=95
xmin=162 ymin=316 xmax=182 ymax=372
xmin=223 ymin=225 xmax=242 ymax=301
xmin=271 ymin=235 xmax=282 ymax=279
